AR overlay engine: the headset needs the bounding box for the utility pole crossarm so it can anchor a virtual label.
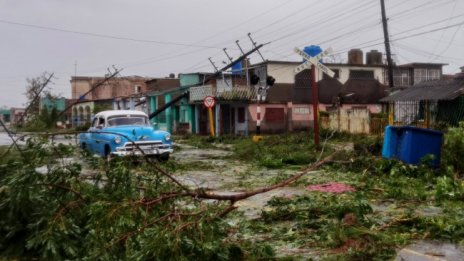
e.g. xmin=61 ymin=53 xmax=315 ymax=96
xmin=149 ymin=40 xmax=267 ymax=120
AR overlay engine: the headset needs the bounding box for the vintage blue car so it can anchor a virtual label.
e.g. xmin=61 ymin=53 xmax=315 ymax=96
xmin=79 ymin=110 xmax=173 ymax=160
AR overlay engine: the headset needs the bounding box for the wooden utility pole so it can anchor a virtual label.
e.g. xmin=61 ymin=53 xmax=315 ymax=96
xmin=380 ymin=0 xmax=394 ymax=88
xmin=311 ymin=65 xmax=320 ymax=147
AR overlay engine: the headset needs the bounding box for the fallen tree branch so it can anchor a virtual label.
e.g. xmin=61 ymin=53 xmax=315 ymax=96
xmin=190 ymin=153 xmax=335 ymax=202
xmin=138 ymin=153 xmax=335 ymax=205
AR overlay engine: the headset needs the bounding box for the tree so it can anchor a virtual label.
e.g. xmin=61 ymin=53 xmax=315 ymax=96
xmin=24 ymin=72 xmax=53 ymax=115
xmin=0 ymin=135 xmax=332 ymax=260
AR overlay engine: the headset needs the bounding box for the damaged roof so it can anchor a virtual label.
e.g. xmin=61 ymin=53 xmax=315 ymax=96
xmin=381 ymin=78 xmax=464 ymax=102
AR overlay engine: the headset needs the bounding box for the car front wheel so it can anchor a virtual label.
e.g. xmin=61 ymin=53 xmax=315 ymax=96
xmin=158 ymin=153 xmax=170 ymax=162
xmin=104 ymin=145 xmax=113 ymax=163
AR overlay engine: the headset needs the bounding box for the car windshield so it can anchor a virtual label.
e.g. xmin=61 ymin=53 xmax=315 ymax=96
xmin=107 ymin=115 xmax=149 ymax=126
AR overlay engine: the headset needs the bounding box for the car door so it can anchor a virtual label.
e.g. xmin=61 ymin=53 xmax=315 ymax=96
xmin=85 ymin=117 xmax=99 ymax=152
xmin=92 ymin=117 xmax=106 ymax=156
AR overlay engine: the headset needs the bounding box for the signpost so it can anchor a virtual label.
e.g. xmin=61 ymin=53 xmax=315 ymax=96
xmin=203 ymin=96 xmax=216 ymax=137
xmin=294 ymin=47 xmax=335 ymax=148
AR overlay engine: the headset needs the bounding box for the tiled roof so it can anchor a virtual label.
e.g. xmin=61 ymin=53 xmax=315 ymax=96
xmin=381 ymin=78 xmax=464 ymax=102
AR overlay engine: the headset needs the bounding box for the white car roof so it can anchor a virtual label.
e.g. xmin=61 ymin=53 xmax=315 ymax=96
xmin=95 ymin=110 xmax=148 ymax=119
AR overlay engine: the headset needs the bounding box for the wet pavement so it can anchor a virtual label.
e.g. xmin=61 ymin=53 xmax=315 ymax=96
xmin=171 ymin=141 xmax=464 ymax=260
xmin=171 ymin=142 xmax=311 ymax=219
xmin=0 ymin=132 xmax=77 ymax=146
xmin=15 ymin=136 xmax=464 ymax=260
xmin=396 ymin=241 xmax=464 ymax=261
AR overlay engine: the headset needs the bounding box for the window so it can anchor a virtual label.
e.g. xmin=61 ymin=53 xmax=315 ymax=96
xmin=414 ymin=69 xmax=427 ymax=84
xmin=134 ymin=85 xmax=142 ymax=94
xmin=294 ymin=107 xmax=310 ymax=114
xmin=427 ymin=69 xmax=440 ymax=80
xmin=98 ymin=117 xmax=105 ymax=127
xmin=107 ymin=115 xmax=149 ymax=126
xmin=349 ymin=70 xmax=374 ymax=79
xmin=393 ymin=69 xmax=410 ymax=86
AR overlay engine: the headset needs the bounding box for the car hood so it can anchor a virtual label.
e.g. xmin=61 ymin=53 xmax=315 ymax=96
xmin=104 ymin=126 xmax=166 ymax=141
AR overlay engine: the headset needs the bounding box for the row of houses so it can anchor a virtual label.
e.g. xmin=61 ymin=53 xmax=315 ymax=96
xmin=71 ymin=48 xmax=459 ymax=135
xmin=13 ymin=48 xmax=461 ymax=135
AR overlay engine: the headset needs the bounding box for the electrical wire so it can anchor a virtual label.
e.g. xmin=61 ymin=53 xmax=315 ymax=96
xmin=0 ymin=19 xmax=224 ymax=49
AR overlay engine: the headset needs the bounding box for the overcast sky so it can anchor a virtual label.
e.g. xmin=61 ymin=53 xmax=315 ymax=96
xmin=1 ymin=0 xmax=463 ymax=107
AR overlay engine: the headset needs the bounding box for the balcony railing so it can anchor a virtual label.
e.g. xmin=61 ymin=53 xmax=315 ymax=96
xmin=189 ymin=85 xmax=257 ymax=102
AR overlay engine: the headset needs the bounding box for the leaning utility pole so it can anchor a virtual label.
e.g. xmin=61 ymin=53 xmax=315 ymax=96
xmin=380 ymin=0 xmax=394 ymax=88
xmin=149 ymin=42 xmax=267 ymax=120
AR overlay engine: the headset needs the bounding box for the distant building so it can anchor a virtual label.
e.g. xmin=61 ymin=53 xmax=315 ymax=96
xmin=10 ymin=108 xmax=26 ymax=126
xmin=390 ymin=62 xmax=446 ymax=88
xmin=381 ymin=66 xmax=464 ymax=129
xmin=70 ymin=76 xmax=152 ymax=127
xmin=0 ymin=108 xmax=10 ymax=123
xmin=70 ymin=76 xmax=151 ymax=100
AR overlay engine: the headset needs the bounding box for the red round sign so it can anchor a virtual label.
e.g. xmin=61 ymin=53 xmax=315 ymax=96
xmin=203 ymin=96 xmax=215 ymax=108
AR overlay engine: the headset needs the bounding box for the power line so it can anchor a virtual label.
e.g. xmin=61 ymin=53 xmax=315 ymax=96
xmin=0 ymin=19 xmax=224 ymax=49
xmin=191 ymin=0 xmax=297 ymax=46
xmin=392 ymin=20 xmax=464 ymax=42
xmin=428 ymin=0 xmax=458 ymax=58
xmin=264 ymin=1 xmax=379 ymax=52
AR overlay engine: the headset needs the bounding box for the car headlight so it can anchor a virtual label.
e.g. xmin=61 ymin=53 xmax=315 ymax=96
xmin=165 ymin=134 xmax=171 ymax=141
xmin=114 ymin=136 xmax=122 ymax=144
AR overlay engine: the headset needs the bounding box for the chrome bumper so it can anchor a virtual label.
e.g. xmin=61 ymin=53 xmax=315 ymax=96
xmin=112 ymin=148 xmax=173 ymax=156
xmin=113 ymin=141 xmax=173 ymax=156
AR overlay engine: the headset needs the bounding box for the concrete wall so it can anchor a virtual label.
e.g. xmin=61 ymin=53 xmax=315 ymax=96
xmin=246 ymin=103 xmax=379 ymax=134
xmin=265 ymin=62 xmax=386 ymax=85
xmin=267 ymin=64 xmax=296 ymax=84
xmin=325 ymin=65 xmax=385 ymax=84
xmin=326 ymin=107 xmax=370 ymax=134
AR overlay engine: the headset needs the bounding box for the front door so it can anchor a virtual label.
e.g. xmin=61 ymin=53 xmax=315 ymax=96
xmin=233 ymin=105 xmax=248 ymax=136
xmin=221 ymin=104 xmax=231 ymax=135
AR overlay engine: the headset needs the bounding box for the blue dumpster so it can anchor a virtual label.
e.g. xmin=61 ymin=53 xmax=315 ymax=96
xmin=382 ymin=126 xmax=443 ymax=167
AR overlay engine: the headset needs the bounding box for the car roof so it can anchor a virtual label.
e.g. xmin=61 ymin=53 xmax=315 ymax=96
xmin=95 ymin=110 xmax=148 ymax=119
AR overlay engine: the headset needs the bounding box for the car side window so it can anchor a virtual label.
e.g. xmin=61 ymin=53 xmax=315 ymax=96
xmin=98 ymin=117 xmax=105 ymax=127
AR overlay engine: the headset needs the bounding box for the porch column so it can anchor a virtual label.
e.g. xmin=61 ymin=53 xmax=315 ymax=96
xmin=215 ymin=104 xmax=220 ymax=137
xmin=149 ymin=96 xmax=156 ymax=124
xmin=165 ymin=94 xmax=172 ymax=133
xmin=195 ymin=105 xmax=200 ymax=134
xmin=188 ymin=104 xmax=195 ymax=134
xmin=388 ymin=103 xmax=394 ymax=125
xmin=245 ymin=105 xmax=249 ymax=136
